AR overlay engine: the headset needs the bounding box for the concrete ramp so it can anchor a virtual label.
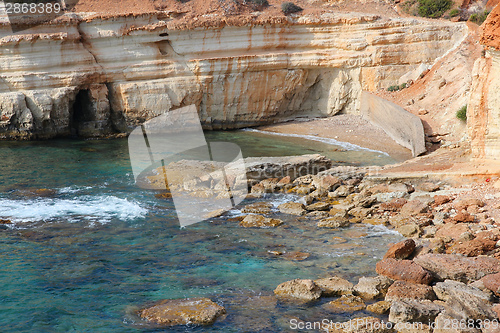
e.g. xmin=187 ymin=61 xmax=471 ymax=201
xmin=360 ymin=91 xmax=426 ymax=157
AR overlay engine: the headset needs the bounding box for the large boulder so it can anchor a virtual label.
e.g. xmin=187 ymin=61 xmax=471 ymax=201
xmin=413 ymin=254 xmax=500 ymax=283
xmin=433 ymin=280 xmax=496 ymax=321
xmin=383 ymin=239 xmax=416 ymax=260
xmin=278 ymin=202 xmax=306 ymax=216
xmin=389 ymin=299 xmax=444 ymax=324
xmin=139 ymin=298 xmax=226 ymax=326
xmin=376 ymin=259 xmax=433 ymax=285
xmin=274 ymin=279 xmax=322 ymax=302
xmin=314 ymin=276 xmax=354 ymax=296
xmin=354 ymin=275 xmax=393 ymax=300
xmin=385 ymin=281 xmax=436 ymax=302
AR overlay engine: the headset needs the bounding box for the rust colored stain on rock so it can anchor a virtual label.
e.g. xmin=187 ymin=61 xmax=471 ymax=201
xmin=375 ymin=258 xmax=433 ymax=285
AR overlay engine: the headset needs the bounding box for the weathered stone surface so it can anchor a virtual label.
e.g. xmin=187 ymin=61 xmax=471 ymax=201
xmin=414 ymin=254 xmax=500 ymax=283
xmin=417 ymin=183 xmax=440 ymax=192
xmin=354 ymin=275 xmax=393 ymax=300
xmin=452 ymin=211 xmax=475 ymax=223
xmin=333 ymin=185 xmax=355 ymax=197
xmin=435 ymin=223 xmax=471 ymax=240
xmin=241 ymin=202 xmax=272 ymax=214
xmin=278 ymin=202 xmax=306 ymax=216
xmin=433 ymin=280 xmax=496 ymax=321
xmin=400 ymin=200 xmax=429 ymax=216
xmin=240 ymin=215 xmax=283 ymax=228
xmin=383 ymin=239 xmax=416 ymax=260
xmin=311 ymin=175 xmax=342 ymax=191
xmin=480 ymin=272 xmax=500 ymax=296
xmin=389 ymin=299 xmax=444 ymax=324
xmin=447 ymin=231 xmax=498 ymax=257
xmin=323 ymin=295 xmax=366 ymax=312
xmin=305 ymin=202 xmax=330 ymax=211
xmin=317 ymin=217 xmax=350 ymax=229
xmin=274 ymin=279 xmax=322 ymax=301
xmin=366 ymin=301 xmax=391 ymax=315
xmin=380 ymin=198 xmax=408 ymax=211
xmin=385 ymin=281 xmax=436 ymax=302
xmin=376 ymin=259 xmax=433 ymax=285
xmin=453 ymin=198 xmax=485 ymax=211
xmin=433 ymin=312 xmax=481 ymax=333
xmin=139 ymin=298 xmax=226 ymax=326
xmin=314 ymin=277 xmax=354 ymax=297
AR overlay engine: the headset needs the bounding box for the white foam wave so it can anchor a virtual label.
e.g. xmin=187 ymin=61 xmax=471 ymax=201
xmin=58 ymin=186 xmax=93 ymax=194
xmin=242 ymin=128 xmax=389 ymax=156
xmin=0 ymin=196 xmax=147 ymax=223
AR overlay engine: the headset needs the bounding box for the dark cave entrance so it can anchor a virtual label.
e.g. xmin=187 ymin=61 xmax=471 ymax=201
xmin=70 ymin=89 xmax=93 ymax=137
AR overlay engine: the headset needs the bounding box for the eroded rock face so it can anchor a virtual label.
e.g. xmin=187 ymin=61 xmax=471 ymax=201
xmin=383 ymin=239 xmax=416 ymax=260
xmin=376 ymin=258 xmax=433 ymax=285
xmin=274 ymin=279 xmax=322 ymax=301
xmin=413 ymin=254 xmax=500 ymax=283
xmin=278 ymin=202 xmax=306 ymax=216
xmin=354 ymin=275 xmax=393 ymax=300
xmin=433 ymin=280 xmax=496 ymax=321
xmin=139 ymin=298 xmax=226 ymax=326
xmin=385 ymin=281 xmax=436 ymax=302
xmin=389 ymin=299 xmax=444 ymax=324
xmin=0 ymin=13 xmax=467 ymax=139
xmin=240 ymin=215 xmax=283 ymax=228
xmin=314 ymin=277 xmax=354 ymax=297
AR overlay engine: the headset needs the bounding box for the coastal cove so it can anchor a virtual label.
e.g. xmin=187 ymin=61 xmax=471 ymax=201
xmin=0 ymin=135 xmax=404 ymax=332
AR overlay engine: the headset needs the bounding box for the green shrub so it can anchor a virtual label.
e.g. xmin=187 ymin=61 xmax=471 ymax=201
xmin=401 ymin=82 xmax=407 ymax=89
xmin=418 ymin=0 xmax=452 ymax=18
xmin=248 ymin=0 xmax=269 ymax=9
xmin=281 ymin=2 xmax=303 ymax=15
xmin=469 ymin=11 xmax=490 ymax=24
xmin=387 ymin=85 xmax=400 ymax=92
xmin=456 ymin=105 xmax=467 ymax=122
xmin=449 ymin=8 xmax=460 ymax=17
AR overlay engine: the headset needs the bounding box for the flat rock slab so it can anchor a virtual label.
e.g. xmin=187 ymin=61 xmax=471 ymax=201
xmin=274 ymin=279 xmax=322 ymax=302
xmin=376 ymin=258 xmax=433 ymax=285
xmin=140 ymin=298 xmax=226 ymax=326
xmin=389 ymin=299 xmax=444 ymax=324
xmin=385 ymin=280 xmax=436 ymax=302
xmin=314 ymin=276 xmax=354 ymax=296
xmin=240 ymin=215 xmax=283 ymax=228
xmin=278 ymin=202 xmax=306 ymax=216
xmin=414 ymin=254 xmax=500 ymax=283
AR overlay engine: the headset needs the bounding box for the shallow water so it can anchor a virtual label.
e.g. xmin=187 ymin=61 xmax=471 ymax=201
xmin=0 ymin=133 xmax=402 ymax=332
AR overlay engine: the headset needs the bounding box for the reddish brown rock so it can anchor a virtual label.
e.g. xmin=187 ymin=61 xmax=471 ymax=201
xmin=400 ymin=200 xmax=429 ymax=216
xmin=277 ymin=176 xmax=291 ymax=186
xmin=433 ymin=195 xmax=451 ymax=206
xmin=453 ymin=198 xmax=485 ymax=211
xmin=447 ymin=231 xmax=498 ymax=257
xmin=414 ymin=253 xmax=500 ymax=283
xmin=493 ymin=304 xmax=500 ymax=320
xmin=435 ymin=223 xmax=471 ymax=240
xmin=385 ymin=281 xmax=436 ymax=302
xmin=139 ymin=298 xmax=226 ymax=326
xmin=376 ymin=258 xmax=433 ymax=285
xmin=383 ymin=239 xmax=416 ymax=260
xmin=480 ymin=272 xmax=500 ymax=296
xmin=312 ymin=175 xmax=341 ymax=191
xmin=452 ymin=211 xmax=475 ymax=223
xmin=380 ymin=198 xmax=408 ymax=212
xmin=482 ymin=4 xmax=500 ymax=50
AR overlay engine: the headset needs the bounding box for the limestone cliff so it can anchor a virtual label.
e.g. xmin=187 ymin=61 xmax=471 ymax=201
xmin=0 ymin=12 xmax=467 ymax=139
xmin=468 ymin=5 xmax=500 ymax=159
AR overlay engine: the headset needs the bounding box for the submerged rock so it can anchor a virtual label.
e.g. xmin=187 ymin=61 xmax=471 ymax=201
xmin=139 ymin=298 xmax=226 ymax=326
xmin=240 ymin=215 xmax=283 ymax=228
xmin=323 ymin=295 xmax=366 ymax=312
xmin=274 ymin=279 xmax=322 ymax=302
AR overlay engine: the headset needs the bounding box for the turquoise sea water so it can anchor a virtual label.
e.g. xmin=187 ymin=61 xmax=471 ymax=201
xmin=0 ymin=131 xmax=402 ymax=332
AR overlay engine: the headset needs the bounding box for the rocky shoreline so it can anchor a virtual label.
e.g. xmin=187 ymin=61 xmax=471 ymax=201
xmin=138 ymin=159 xmax=500 ymax=332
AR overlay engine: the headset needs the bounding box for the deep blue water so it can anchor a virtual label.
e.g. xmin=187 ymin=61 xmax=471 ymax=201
xmin=0 ymin=132 xmax=402 ymax=332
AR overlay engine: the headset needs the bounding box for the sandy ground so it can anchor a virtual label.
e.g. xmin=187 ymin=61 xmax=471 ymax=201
xmin=257 ymin=115 xmax=414 ymax=162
